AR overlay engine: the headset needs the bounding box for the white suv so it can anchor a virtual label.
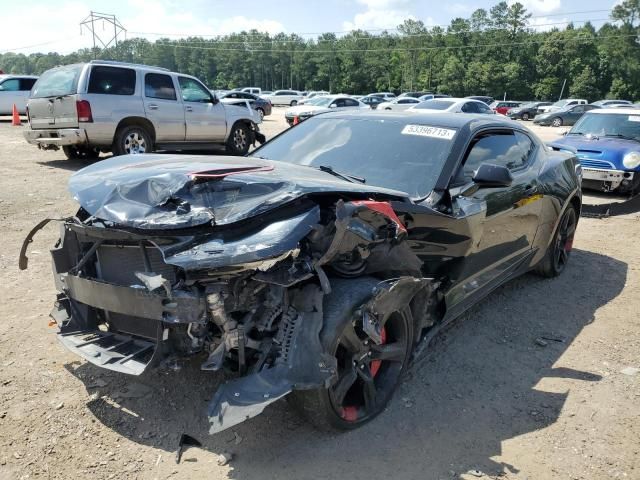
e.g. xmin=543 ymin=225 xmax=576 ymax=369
xmin=263 ymin=90 xmax=304 ymax=106
xmin=24 ymin=61 xmax=263 ymax=160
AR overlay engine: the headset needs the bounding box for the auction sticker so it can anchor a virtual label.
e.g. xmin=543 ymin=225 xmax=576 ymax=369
xmin=401 ymin=124 xmax=456 ymax=140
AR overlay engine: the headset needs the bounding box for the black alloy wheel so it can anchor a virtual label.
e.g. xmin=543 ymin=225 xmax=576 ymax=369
xmin=536 ymin=205 xmax=577 ymax=277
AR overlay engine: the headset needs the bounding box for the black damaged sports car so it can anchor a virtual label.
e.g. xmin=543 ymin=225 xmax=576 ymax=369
xmin=20 ymin=111 xmax=581 ymax=434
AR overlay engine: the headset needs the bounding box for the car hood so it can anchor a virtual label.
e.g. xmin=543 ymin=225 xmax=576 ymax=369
xmin=552 ymin=135 xmax=640 ymax=169
xmin=68 ymin=154 xmax=409 ymax=230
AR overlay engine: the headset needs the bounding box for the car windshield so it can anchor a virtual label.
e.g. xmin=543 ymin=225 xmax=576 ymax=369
xmin=570 ymin=113 xmax=640 ymax=141
xmin=251 ymin=117 xmax=456 ymax=198
xmin=414 ymin=100 xmax=455 ymax=110
xmin=31 ymin=64 xmax=83 ymax=98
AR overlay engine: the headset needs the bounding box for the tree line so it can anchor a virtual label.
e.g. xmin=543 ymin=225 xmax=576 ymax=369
xmin=1 ymin=0 xmax=639 ymax=101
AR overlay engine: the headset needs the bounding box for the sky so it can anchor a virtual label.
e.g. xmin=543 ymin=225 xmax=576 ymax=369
xmin=0 ymin=0 xmax=621 ymax=55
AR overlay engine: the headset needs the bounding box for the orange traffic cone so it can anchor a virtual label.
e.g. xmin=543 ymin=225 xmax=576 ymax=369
xmin=293 ymin=116 xmax=299 ymax=126
xmin=11 ymin=104 xmax=21 ymax=126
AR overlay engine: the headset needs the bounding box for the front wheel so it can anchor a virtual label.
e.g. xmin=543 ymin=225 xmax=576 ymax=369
xmin=113 ymin=125 xmax=153 ymax=156
xmin=535 ymin=204 xmax=577 ymax=278
xmin=289 ymin=278 xmax=414 ymax=431
xmin=290 ymin=100 xmax=298 ymax=107
xmin=226 ymin=122 xmax=251 ymax=155
xmin=551 ymin=117 xmax=563 ymax=127
xmin=256 ymin=108 xmax=265 ymax=120
xmin=521 ymin=112 xmax=530 ymax=121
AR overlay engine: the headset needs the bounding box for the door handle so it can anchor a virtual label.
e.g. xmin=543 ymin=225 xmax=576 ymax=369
xmin=185 ymin=106 xmax=193 ymax=112
xmin=147 ymin=104 xmax=158 ymax=110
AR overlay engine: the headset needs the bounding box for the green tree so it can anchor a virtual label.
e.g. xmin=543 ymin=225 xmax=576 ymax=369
xmin=570 ymin=66 xmax=600 ymax=101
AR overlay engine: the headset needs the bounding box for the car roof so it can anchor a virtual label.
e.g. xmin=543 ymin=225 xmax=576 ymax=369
xmin=316 ymin=110 xmax=517 ymax=129
xmin=0 ymin=74 xmax=38 ymax=80
xmin=589 ymin=108 xmax=640 ymax=115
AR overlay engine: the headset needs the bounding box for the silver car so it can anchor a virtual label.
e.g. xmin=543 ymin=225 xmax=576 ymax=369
xmin=0 ymin=75 xmax=38 ymax=114
xmin=24 ymin=61 xmax=262 ymax=160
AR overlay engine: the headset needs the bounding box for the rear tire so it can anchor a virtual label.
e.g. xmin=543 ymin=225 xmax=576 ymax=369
xmin=226 ymin=122 xmax=251 ymax=155
xmin=62 ymin=146 xmax=100 ymax=161
xmin=535 ymin=204 xmax=577 ymax=278
xmin=113 ymin=125 xmax=153 ymax=156
xmin=289 ymin=278 xmax=414 ymax=431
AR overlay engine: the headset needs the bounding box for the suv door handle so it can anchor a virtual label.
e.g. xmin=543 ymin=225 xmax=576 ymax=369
xmin=185 ymin=106 xmax=193 ymax=112
xmin=147 ymin=104 xmax=159 ymax=110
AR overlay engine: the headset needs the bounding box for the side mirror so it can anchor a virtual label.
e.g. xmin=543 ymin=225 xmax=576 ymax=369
xmin=472 ymin=163 xmax=513 ymax=188
xmin=211 ymin=95 xmax=219 ymax=105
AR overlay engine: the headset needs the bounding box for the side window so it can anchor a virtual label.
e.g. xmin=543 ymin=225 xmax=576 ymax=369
xmin=462 ymin=131 xmax=533 ymax=180
xmin=20 ymin=78 xmax=37 ymax=91
xmin=572 ymin=105 xmax=584 ymax=113
xmin=88 ymin=66 xmax=135 ymax=95
xmin=0 ymin=79 xmax=20 ymax=91
xmin=478 ymin=103 xmax=492 ymax=113
xmin=178 ymin=77 xmax=212 ymax=103
xmin=145 ymin=73 xmax=176 ymax=100
xmin=462 ymin=102 xmax=479 ymax=113
xmin=343 ymin=98 xmax=359 ymax=107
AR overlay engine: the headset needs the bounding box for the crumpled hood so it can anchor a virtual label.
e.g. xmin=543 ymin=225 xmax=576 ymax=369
xmin=69 ymin=154 xmax=408 ymax=230
xmin=552 ymin=135 xmax=640 ymax=170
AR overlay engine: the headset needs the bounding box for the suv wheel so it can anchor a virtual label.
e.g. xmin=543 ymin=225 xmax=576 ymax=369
xmin=62 ymin=146 xmax=100 ymax=161
xmin=226 ymin=123 xmax=251 ymax=155
xmin=113 ymin=125 xmax=152 ymax=156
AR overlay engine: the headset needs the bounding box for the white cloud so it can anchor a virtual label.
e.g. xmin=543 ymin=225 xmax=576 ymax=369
xmin=0 ymin=0 xmax=285 ymax=55
xmin=446 ymin=3 xmax=476 ymax=16
xmin=509 ymin=0 xmax=562 ymax=15
xmin=343 ymin=0 xmax=417 ymax=31
xmin=528 ymin=15 xmax=570 ymax=31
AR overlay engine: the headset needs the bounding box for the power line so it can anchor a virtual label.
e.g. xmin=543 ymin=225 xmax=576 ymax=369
xmin=129 ymin=8 xmax=614 ymax=40
xmin=0 ymin=36 xmax=81 ymax=53
xmin=126 ymin=18 xmax=612 ymax=47
xmin=147 ymin=33 xmax=638 ymax=54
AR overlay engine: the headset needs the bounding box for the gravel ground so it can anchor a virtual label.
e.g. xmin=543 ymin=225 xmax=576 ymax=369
xmin=0 ymin=110 xmax=638 ymax=480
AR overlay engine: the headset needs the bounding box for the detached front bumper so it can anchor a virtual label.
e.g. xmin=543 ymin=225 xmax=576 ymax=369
xmin=582 ymin=167 xmax=635 ymax=192
xmin=23 ymin=128 xmax=88 ymax=148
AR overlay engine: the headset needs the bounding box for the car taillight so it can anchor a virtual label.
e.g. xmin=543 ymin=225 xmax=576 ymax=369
xmin=76 ymin=100 xmax=93 ymax=122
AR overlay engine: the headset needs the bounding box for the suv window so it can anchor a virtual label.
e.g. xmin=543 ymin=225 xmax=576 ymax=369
xmin=145 ymin=73 xmax=176 ymax=100
xmin=88 ymin=66 xmax=135 ymax=95
xmin=462 ymin=131 xmax=533 ymax=180
xmin=178 ymin=77 xmax=212 ymax=103
xmin=0 ymin=79 xmax=20 ymax=91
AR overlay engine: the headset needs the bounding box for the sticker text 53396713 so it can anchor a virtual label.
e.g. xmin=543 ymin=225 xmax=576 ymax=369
xmin=401 ymin=124 xmax=457 ymax=140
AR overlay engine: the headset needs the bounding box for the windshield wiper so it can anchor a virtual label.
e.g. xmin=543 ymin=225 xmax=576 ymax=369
xmin=604 ymin=133 xmax=638 ymax=142
xmin=317 ymin=165 xmax=366 ymax=184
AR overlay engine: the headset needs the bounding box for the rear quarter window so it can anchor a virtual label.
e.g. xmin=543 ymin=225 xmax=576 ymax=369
xmin=88 ymin=66 xmax=136 ymax=95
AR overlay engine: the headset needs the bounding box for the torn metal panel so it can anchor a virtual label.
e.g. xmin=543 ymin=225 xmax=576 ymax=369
xmin=68 ymin=155 xmax=406 ymax=230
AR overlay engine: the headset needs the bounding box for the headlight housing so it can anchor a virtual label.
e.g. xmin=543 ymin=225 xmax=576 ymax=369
xmin=623 ymin=151 xmax=640 ymax=169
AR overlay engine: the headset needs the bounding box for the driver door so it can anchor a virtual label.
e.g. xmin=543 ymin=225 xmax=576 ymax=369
xmin=443 ymin=129 xmax=543 ymax=316
xmin=177 ymin=76 xmax=226 ymax=141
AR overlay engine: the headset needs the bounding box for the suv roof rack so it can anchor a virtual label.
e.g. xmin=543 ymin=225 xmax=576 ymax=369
xmin=89 ymin=60 xmax=170 ymax=72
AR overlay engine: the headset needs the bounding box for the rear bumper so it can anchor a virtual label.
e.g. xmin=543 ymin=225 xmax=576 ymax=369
xmin=24 ymin=128 xmax=88 ymax=147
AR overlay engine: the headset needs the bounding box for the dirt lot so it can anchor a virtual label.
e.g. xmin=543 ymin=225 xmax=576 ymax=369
xmin=0 ymin=111 xmax=639 ymax=480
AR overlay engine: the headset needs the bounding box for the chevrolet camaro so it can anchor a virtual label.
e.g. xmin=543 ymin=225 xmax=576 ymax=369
xmin=20 ymin=111 xmax=582 ymax=434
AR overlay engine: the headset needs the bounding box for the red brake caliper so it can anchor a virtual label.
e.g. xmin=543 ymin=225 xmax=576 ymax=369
xmin=341 ymin=326 xmax=387 ymax=422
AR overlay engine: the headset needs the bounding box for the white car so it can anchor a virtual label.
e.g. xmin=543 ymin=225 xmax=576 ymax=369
xmin=379 ymin=97 xmax=421 ymax=111
xmin=262 ymin=90 xmax=305 ymax=107
xmin=284 ymin=95 xmax=368 ymax=126
xmin=408 ymin=98 xmax=495 ymax=114
xmin=538 ymin=99 xmax=587 ymax=114
xmin=0 ymin=75 xmax=38 ymax=114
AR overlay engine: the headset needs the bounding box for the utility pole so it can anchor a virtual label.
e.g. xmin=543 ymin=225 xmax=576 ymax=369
xmin=80 ymin=11 xmax=127 ymax=58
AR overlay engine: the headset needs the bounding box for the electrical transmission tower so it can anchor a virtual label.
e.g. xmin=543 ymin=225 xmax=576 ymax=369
xmin=80 ymin=11 xmax=127 ymax=57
